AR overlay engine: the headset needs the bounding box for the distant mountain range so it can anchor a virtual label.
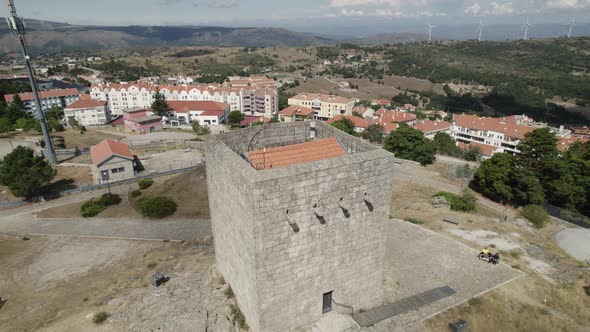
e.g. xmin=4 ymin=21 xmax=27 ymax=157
xmin=0 ymin=19 xmax=587 ymax=54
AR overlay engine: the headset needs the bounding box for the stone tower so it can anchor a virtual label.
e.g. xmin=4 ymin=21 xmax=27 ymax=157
xmin=205 ymin=121 xmax=394 ymax=331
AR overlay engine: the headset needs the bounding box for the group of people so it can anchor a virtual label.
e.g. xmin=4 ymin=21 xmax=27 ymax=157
xmin=479 ymin=247 xmax=500 ymax=265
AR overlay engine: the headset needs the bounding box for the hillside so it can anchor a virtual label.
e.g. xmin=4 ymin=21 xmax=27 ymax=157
xmin=0 ymin=19 xmax=333 ymax=53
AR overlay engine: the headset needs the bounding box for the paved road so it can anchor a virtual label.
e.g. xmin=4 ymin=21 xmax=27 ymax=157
xmin=0 ymin=215 xmax=211 ymax=242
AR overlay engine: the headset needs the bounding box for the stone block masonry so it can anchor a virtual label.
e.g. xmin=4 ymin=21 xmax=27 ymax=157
xmin=205 ymin=121 xmax=395 ymax=332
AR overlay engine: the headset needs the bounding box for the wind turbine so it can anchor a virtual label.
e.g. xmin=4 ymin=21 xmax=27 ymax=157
xmin=567 ymin=17 xmax=575 ymax=38
xmin=476 ymin=19 xmax=486 ymax=42
xmin=522 ymin=16 xmax=533 ymax=40
xmin=426 ymin=24 xmax=437 ymax=42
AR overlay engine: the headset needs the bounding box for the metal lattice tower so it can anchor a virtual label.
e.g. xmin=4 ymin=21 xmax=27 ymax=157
xmin=6 ymin=0 xmax=57 ymax=165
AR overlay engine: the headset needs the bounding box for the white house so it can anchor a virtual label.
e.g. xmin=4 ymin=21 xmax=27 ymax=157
xmin=64 ymin=99 xmax=111 ymax=127
xmin=166 ymin=100 xmax=229 ymax=127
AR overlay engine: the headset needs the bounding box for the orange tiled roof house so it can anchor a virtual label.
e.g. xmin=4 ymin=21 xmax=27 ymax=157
xmin=205 ymin=121 xmax=395 ymax=331
xmin=90 ymin=139 xmax=136 ymax=184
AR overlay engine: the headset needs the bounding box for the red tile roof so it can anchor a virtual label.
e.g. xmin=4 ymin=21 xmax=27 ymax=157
xmin=414 ymin=120 xmax=452 ymax=134
xmin=247 ymin=138 xmax=346 ymax=170
xmin=168 ymin=101 xmax=228 ymax=113
xmin=454 ymin=114 xmax=535 ymax=140
xmin=290 ymin=93 xmax=353 ymax=104
xmin=327 ymin=115 xmax=369 ymax=129
xmin=374 ymin=109 xmax=417 ymax=124
xmin=458 ymin=142 xmax=499 ymax=157
xmin=200 ymin=110 xmax=225 ymax=118
xmin=90 ymin=139 xmax=134 ymax=165
xmin=558 ymin=137 xmax=589 ymax=152
xmin=279 ymin=106 xmax=315 ymax=117
xmin=65 ymin=99 xmax=107 ymax=110
xmin=5 ymin=88 xmax=80 ymax=102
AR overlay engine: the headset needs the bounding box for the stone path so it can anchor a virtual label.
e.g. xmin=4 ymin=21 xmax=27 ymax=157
xmin=353 ymin=286 xmax=456 ymax=327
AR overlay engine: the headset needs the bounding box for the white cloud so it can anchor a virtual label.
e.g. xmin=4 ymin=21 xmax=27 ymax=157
xmin=488 ymin=1 xmax=515 ymax=15
xmin=544 ymin=0 xmax=590 ymax=8
xmin=464 ymin=3 xmax=482 ymax=15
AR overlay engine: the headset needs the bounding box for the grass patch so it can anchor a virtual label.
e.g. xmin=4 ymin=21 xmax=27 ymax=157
xmin=138 ymin=178 xmax=154 ymax=190
xmin=224 ymin=285 xmax=234 ymax=299
xmin=130 ymin=189 xmax=142 ymax=198
xmin=218 ymin=276 xmax=226 ymax=285
xmin=509 ymin=250 xmax=522 ymax=259
xmin=230 ymin=303 xmax=248 ymax=330
xmin=92 ymin=311 xmax=109 ymax=324
xmin=520 ymin=205 xmax=550 ymax=229
xmin=432 ymin=190 xmax=477 ymax=212
xmin=405 ymin=217 xmax=426 ymax=225
xmin=468 ymin=297 xmax=483 ymax=306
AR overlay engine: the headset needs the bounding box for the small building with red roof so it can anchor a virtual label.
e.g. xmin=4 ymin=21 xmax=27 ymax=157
xmin=327 ymin=115 xmax=369 ymax=133
xmin=122 ymin=107 xmax=162 ymax=134
xmin=64 ymin=99 xmax=110 ymax=127
xmin=279 ymin=106 xmax=315 ymax=122
xmin=165 ymin=100 xmax=230 ymax=127
xmin=90 ymin=139 xmax=136 ymax=184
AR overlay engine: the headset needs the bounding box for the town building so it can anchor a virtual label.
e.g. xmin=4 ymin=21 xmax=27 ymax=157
xmin=90 ymin=80 xmax=278 ymax=118
xmin=288 ymin=93 xmax=355 ymax=120
xmin=451 ymin=114 xmax=537 ymax=158
xmin=64 ymin=99 xmax=110 ymax=127
xmin=373 ymin=109 xmax=417 ymax=126
xmin=206 ymin=121 xmax=394 ymax=331
xmin=90 ymin=139 xmax=136 ymax=184
xmin=228 ymin=75 xmax=276 ymax=89
xmin=414 ymin=120 xmax=452 ymax=140
xmin=4 ymin=88 xmax=80 ymax=113
xmin=327 ymin=115 xmax=369 ymax=133
xmin=165 ymin=101 xmax=230 ymax=127
xmin=278 ymin=106 xmax=314 ymax=122
xmin=122 ymin=107 xmax=162 ymax=134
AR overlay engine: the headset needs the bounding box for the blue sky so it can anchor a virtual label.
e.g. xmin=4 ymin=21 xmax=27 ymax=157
xmin=5 ymin=0 xmax=590 ymax=27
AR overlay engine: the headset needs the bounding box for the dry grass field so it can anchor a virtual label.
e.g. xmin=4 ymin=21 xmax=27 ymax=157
xmin=37 ymin=166 xmax=209 ymax=219
xmin=52 ymin=129 xmax=125 ymax=148
xmin=392 ymin=180 xmax=590 ymax=332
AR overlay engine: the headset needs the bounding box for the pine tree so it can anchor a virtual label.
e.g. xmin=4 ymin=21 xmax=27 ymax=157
xmin=150 ymin=89 xmax=172 ymax=117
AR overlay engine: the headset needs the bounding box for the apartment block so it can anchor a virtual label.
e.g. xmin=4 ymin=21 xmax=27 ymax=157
xmin=288 ymin=93 xmax=354 ymax=120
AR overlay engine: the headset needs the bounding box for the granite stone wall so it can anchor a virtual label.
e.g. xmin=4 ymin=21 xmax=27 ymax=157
xmin=206 ymin=121 xmax=395 ymax=332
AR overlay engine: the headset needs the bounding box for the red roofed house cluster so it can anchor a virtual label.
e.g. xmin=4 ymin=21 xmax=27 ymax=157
xmin=90 ymin=139 xmax=136 ymax=184
xmin=4 ymin=88 xmax=80 ymax=114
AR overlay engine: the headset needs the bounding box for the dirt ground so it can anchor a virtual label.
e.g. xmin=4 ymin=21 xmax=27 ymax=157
xmin=391 ymin=179 xmax=590 ymax=332
xmin=37 ymin=166 xmax=209 ymax=219
xmin=52 ymin=129 xmax=125 ymax=149
xmin=287 ymin=74 xmax=447 ymax=101
xmin=0 ymin=234 xmax=236 ymax=332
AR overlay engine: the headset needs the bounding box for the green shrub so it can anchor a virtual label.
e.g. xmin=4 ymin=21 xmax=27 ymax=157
xmin=92 ymin=311 xmax=109 ymax=324
xmin=131 ymin=190 xmax=142 ymax=198
xmin=404 ymin=217 xmax=425 ymax=225
xmin=135 ymin=196 xmax=177 ymax=218
xmin=138 ymin=178 xmax=154 ymax=190
xmin=80 ymin=200 xmax=106 ymax=218
xmin=432 ymin=190 xmax=477 ymax=212
xmin=520 ymin=205 xmax=550 ymax=229
xmin=97 ymin=193 xmax=121 ymax=206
